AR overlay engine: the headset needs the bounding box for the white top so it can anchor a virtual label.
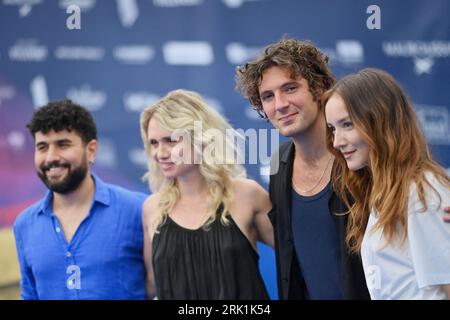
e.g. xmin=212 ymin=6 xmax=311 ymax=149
xmin=361 ymin=173 xmax=450 ymax=300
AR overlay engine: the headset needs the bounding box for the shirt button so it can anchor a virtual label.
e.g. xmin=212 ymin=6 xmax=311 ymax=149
xmin=66 ymin=252 xmax=72 ymax=257
xmin=56 ymin=227 xmax=61 ymax=233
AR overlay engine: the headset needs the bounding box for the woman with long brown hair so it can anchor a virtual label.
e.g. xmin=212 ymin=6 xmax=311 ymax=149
xmin=324 ymin=68 xmax=450 ymax=299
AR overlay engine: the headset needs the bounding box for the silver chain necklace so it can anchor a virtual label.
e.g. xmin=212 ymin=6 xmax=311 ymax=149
xmin=295 ymin=156 xmax=333 ymax=194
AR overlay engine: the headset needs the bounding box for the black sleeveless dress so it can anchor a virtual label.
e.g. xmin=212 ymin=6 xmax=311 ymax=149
xmin=152 ymin=213 xmax=269 ymax=300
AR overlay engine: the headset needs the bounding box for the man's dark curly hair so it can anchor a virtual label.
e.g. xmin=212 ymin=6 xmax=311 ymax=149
xmin=235 ymin=38 xmax=336 ymax=119
xmin=26 ymin=99 xmax=97 ymax=144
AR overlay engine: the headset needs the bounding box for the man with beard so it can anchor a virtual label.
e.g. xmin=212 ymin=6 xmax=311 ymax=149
xmin=13 ymin=100 xmax=147 ymax=299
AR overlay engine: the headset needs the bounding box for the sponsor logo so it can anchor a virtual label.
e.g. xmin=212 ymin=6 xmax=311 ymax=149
xmin=320 ymin=41 xmax=364 ymax=67
xmin=9 ymin=39 xmax=48 ymax=62
xmin=113 ymin=45 xmax=155 ymax=64
xmin=225 ymin=42 xmax=262 ymax=65
xmin=163 ymin=41 xmax=213 ymax=65
xmin=383 ymin=41 xmax=450 ymax=75
xmin=30 ymin=75 xmax=48 ymax=108
xmin=116 ymin=0 xmax=139 ymax=28
xmin=67 ymin=85 xmax=107 ymax=112
xmin=59 ymin=0 xmax=96 ymax=11
xmin=123 ymin=92 xmax=160 ymax=112
xmin=415 ymin=104 xmax=450 ymax=145
xmin=336 ymin=40 xmax=364 ymax=65
xmin=153 ymin=0 xmax=203 ymax=7
xmin=222 ymin=0 xmax=264 ymax=9
xmin=3 ymin=0 xmax=43 ymax=17
xmin=55 ymin=46 xmax=105 ymax=61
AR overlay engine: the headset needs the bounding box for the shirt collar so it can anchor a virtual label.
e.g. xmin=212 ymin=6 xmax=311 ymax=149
xmin=37 ymin=173 xmax=111 ymax=216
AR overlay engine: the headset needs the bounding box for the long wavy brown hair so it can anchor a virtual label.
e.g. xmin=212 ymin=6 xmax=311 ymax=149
xmin=324 ymin=68 xmax=449 ymax=253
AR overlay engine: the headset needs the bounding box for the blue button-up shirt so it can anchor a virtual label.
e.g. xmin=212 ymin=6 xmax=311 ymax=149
xmin=13 ymin=174 xmax=148 ymax=300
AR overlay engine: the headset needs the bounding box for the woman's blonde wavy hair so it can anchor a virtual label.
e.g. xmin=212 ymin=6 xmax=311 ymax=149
xmin=140 ymin=89 xmax=246 ymax=232
xmin=324 ymin=68 xmax=450 ymax=253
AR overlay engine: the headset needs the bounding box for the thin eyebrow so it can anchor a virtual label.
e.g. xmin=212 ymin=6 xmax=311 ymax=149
xmin=335 ymin=116 xmax=351 ymax=125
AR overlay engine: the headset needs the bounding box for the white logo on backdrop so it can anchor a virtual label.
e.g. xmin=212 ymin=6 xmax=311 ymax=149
xmin=55 ymin=46 xmax=105 ymax=61
xmin=153 ymin=0 xmax=203 ymax=7
xmin=123 ymin=92 xmax=160 ymax=112
xmin=67 ymin=85 xmax=107 ymax=112
xmin=163 ymin=41 xmax=214 ymax=65
xmin=225 ymin=42 xmax=262 ymax=65
xmin=222 ymin=0 xmax=265 ymax=9
xmin=3 ymin=0 xmax=43 ymax=17
xmin=383 ymin=41 xmax=450 ymax=75
xmin=9 ymin=39 xmax=48 ymax=62
xmin=413 ymin=57 xmax=434 ymax=75
xmin=321 ymin=41 xmax=364 ymax=67
xmin=30 ymin=75 xmax=48 ymax=108
xmin=336 ymin=40 xmax=364 ymax=65
xmin=415 ymin=104 xmax=450 ymax=145
xmin=113 ymin=45 xmax=155 ymax=64
xmin=59 ymin=0 xmax=96 ymax=11
xmin=116 ymin=0 xmax=139 ymax=28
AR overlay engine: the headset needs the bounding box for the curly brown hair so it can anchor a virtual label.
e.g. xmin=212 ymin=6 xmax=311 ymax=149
xmin=235 ymin=37 xmax=335 ymax=119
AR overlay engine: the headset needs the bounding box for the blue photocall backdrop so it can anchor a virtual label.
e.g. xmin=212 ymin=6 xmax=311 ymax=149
xmin=1 ymin=0 xmax=449 ymax=299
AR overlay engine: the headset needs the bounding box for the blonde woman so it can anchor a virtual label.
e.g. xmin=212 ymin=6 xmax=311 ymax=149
xmin=325 ymin=68 xmax=450 ymax=299
xmin=140 ymin=89 xmax=274 ymax=299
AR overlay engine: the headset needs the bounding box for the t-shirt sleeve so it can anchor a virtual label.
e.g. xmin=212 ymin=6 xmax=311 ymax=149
xmin=407 ymin=178 xmax=450 ymax=289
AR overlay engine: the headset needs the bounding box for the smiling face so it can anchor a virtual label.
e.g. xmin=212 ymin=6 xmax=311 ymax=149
xmin=258 ymin=66 xmax=322 ymax=138
xmin=147 ymin=117 xmax=198 ymax=179
xmin=325 ymin=93 xmax=370 ymax=171
xmin=34 ymin=129 xmax=96 ymax=194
